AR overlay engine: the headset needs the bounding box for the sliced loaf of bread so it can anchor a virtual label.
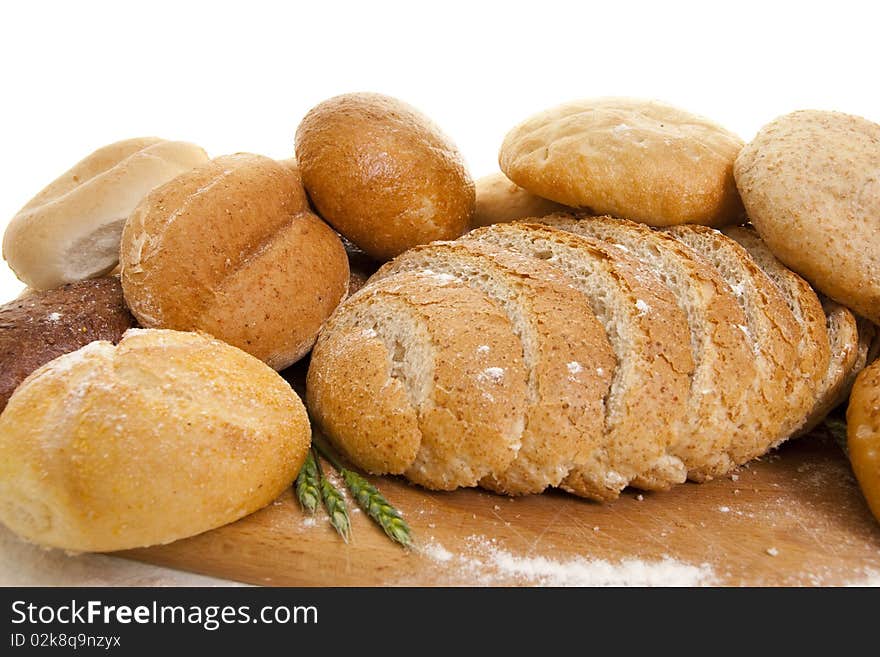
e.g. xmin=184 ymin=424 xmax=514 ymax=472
xmin=538 ymin=214 xmax=758 ymax=481
xmin=370 ymin=240 xmax=615 ymax=495
xmin=461 ymin=222 xmax=694 ymax=498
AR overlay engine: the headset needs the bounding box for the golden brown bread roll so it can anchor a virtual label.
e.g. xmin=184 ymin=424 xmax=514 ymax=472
xmin=847 ymin=360 xmax=880 ymax=524
xmin=0 ymin=329 xmax=311 ymax=552
xmin=0 ymin=277 xmax=136 ymax=413
xmin=2 ymin=138 xmax=208 ymax=290
xmin=120 ymin=153 xmax=350 ymax=370
xmin=295 ymin=92 xmax=475 ymax=261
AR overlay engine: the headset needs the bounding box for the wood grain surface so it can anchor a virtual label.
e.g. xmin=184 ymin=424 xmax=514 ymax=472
xmin=124 ymin=428 xmax=880 ymax=586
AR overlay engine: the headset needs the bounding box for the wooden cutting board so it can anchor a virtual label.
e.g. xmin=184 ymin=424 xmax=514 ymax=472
xmin=124 ymin=428 xmax=880 ymax=586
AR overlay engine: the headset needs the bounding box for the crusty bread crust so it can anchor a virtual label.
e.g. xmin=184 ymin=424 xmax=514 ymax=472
xmin=0 ymin=329 xmax=310 ymax=552
xmin=463 ymin=222 xmax=694 ymax=498
xmin=3 ymin=138 xmax=208 ymax=289
xmin=121 ymin=154 xmax=349 ymax=370
xmin=371 ymin=240 xmax=615 ymax=494
xmin=540 ymin=214 xmax=757 ymax=481
xmin=499 ymin=98 xmax=745 ymax=226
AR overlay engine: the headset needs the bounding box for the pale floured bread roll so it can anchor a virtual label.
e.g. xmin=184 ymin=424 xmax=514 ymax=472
xmin=472 ymin=172 xmax=567 ymax=227
xmin=499 ymin=98 xmax=745 ymax=226
xmin=0 ymin=328 xmax=310 ymax=552
xmin=3 ymin=138 xmax=208 ymax=289
xmin=121 ymin=153 xmax=350 ymax=370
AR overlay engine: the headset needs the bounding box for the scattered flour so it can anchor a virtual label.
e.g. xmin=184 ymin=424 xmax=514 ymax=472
xmin=421 ymin=537 xmax=715 ymax=587
xmin=635 ymin=299 xmax=650 ymax=314
xmin=478 ymin=367 xmax=505 ymax=384
xmin=566 ymin=361 xmax=583 ymax=375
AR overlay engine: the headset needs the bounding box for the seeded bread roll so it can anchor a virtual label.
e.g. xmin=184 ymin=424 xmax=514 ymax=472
xmin=308 ymin=272 xmax=529 ymax=490
xmin=3 ymin=138 xmax=208 ymax=290
xmin=735 ymin=110 xmax=880 ymax=323
xmin=371 ymin=240 xmax=615 ymax=495
xmin=0 ymin=277 xmax=136 ymax=413
xmin=120 ymin=153 xmax=349 ymax=370
xmin=462 ymin=223 xmax=694 ymax=498
xmin=538 ymin=214 xmax=757 ymax=481
xmin=472 ymin=172 xmax=567 ymax=227
xmin=296 ymin=93 xmax=475 ymax=261
xmin=667 ymin=225 xmax=803 ymax=459
xmin=0 ymin=329 xmax=310 ymax=552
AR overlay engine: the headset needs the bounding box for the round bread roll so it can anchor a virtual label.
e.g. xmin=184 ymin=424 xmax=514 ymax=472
xmin=735 ymin=110 xmax=880 ymax=323
xmin=499 ymin=98 xmax=745 ymax=227
xmin=3 ymin=138 xmax=208 ymax=290
xmin=120 ymin=153 xmax=349 ymax=370
xmin=472 ymin=172 xmax=567 ymax=227
xmin=295 ymin=92 xmax=475 ymax=260
xmin=0 ymin=276 xmax=135 ymax=413
xmin=846 ymin=359 xmax=880 ymax=524
xmin=0 ymin=328 xmax=311 ymax=552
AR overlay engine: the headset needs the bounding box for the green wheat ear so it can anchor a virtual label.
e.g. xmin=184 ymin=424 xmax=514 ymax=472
xmin=313 ymin=448 xmax=351 ymax=543
xmin=342 ymin=469 xmax=413 ymax=549
xmin=311 ymin=433 xmax=414 ymax=549
xmin=295 ymin=450 xmax=321 ymax=514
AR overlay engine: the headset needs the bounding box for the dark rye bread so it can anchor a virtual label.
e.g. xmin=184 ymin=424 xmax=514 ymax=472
xmin=461 ymin=222 xmax=694 ymax=499
xmin=370 ymin=240 xmax=615 ymax=495
xmin=537 ymin=214 xmax=757 ymax=481
xmin=667 ymin=225 xmax=804 ymax=460
xmin=0 ymin=277 xmax=136 ymax=413
xmin=307 ymin=271 xmax=529 ymax=490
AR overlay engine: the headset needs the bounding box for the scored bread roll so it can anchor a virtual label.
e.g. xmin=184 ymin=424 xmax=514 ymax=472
xmin=121 ymin=153 xmax=350 ymax=370
xmin=296 ymin=93 xmax=475 ymax=260
xmin=3 ymin=138 xmax=208 ymax=290
xmin=0 ymin=277 xmax=136 ymax=413
xmin=0 ymin=329 xmax=311 ymax=552
xmin=370 ymin=240 xmax=615 ymax=495
xmin=537 ymin=214 xmax=757 ymax=481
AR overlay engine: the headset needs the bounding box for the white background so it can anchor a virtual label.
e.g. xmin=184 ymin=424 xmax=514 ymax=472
xmin=1 ymin=0 xmax=877 ymax=303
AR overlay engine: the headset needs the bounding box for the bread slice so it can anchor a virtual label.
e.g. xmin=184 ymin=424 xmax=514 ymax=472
xmin=794 ymin=299 xmax=861 ymax=436
xmin=538 ymin=214 xmax=757 ymax=481
xmin=666 ymin=225 xmax=802 ymax=460
xmin=371 ymin=240 xmax=615 ymax=494
xmin=722 ymin=225 xmax=830 ymax=443
xmin=461 ymin=222 xmax=694 ymax=499
xmin=307 ymin=271 xmax=529 ymax=490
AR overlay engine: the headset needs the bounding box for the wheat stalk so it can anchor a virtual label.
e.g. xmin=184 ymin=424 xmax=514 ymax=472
xmin=313 ymin=448 xmax=351 ymax=542
xmin=312 ymin=434 xmax=414 ymax=549
xmin=294 ymin=449 xmax=321 ymax=514
xmin=342 ymin=469 xmax=413 ymax=548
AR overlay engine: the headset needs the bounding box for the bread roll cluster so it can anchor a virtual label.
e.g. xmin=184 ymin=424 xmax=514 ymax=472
xmin=0 ymin=92 xmax=481 ymax=551
xmin=1 ymin=91 xmax=879 ymax=551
